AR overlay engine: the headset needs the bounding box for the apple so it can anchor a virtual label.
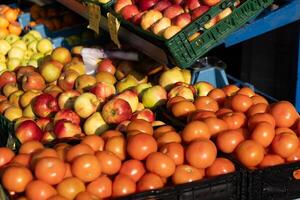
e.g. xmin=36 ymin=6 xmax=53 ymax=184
xmin=185 ymin=0 xmax=201 ymax=11
xmin=95 ymin=71 xmax=117 ymax=85
xmin=83 ymin=112 xmax=109 ymax=135
xmin=181 ymin=69 xmax=191 ymax=84
xmin=0 ymin=71 xmax=16 ymax=89
xmin=121 ymin=5 xmax=140 ymax=20
xmin=58 ymin=69 xmax=79 ymax=91
xmin=14 ymin=117 xmax=34 ymax=130
xmin=58 ymin=90 xmax=80 ymax=110
xmin=41 ymin=131 xmax=56 ymax=143
xmin=153 ymin=0 xmax=172 ymax=11
xmin=0 ymin=54 xmax=6 ymax=64
xmin=116 ymin=90 xmax=139 ymax=112
xmin=37 ymin=38 xmax=53 ymax=54
xmin=2 ymin=83 xmax=18 ymax=97
xmin=50 ymin=47 xmax=72 ymax=65
xmin=54 ymin=119 xmax=82 ymax=139
xmin=139 ymin=0 xmax=158 ymax=11
xmin=0 ymin=100 xmax=12 ymax=113
xmin=163 ymin=5 xmax=184 ymax=19
xmin=172 ymin=13 xmax=191 ymax=28
xmin=22 ymin=71 xmax=46 ymax=91
xmin=168 ymin=85 xmax=194 ymax=101
xmin=159 ymin=68 xmax=185 ymax=90
xmin=71 ymin=45 xmax=83 ymax=56
xmin=75 ymin=74 xmax=97 ymax=93
xmin=21 ymin=34 xmax=36 ymax=45
xmin=7 ymin=47 xmax=24 ymax=59
xmin=15 ymin=120 xmax=43 ymax=143
xmin=54 ymin=109 xmax=81 ymax=125
xmin=115 ymin=61 xmax=134 ymax=80
xmin=20 ymin=90 xmax=42 ymax=108
xmin=142 ymin=85 xmax=167 ymax=109
xmin=116 ymin=75 xmax=138 ymax=93
xmin=131 ymin=108 xmax=155 ymax=122
xmin=174 ymin=82 xmax=196 ymax=94
xmin=114 ymin=0 xmax=132 ymax=13
xmin=202 ymin=0 xmax=220 ymax=6
xmin=8 ymin=90 xmax=23 ymax=107
xmin=194 ymin=81 xmax=215 ymax=96
xmin=97 ymin=58 xmax=116 ymax=75
xmin=33 ymin=93 xmax=59 ymax=118
xmin=141 ymin=10 xmax=163 ymax=30
xmin=36 ymin=117 xmax=51 ymax=131
xmin=0 ymin=95 xmax=7 ymax=102
xmin=30 ymin=52 xmax=44 ymax=62
xmin=131 ymin=11 xmax=146 ymax=25
xmin=27 ymin=30 xmax=42 ymax=40
xmin=39 ymin=60 xmax=63 ymax=83
xmin=90 ymin=82 xmax=116 ymax=102
xmin=44 ymin=85 xmax=63 ymax=98
xmin=27 ymin=60 xmax=38 ymax=68
xmin=151 ymin=17 xmax=171 ymax=36
xmin=7 ymin=58 xmax=21 ymax=71
xmin=102 ymin=98 xmax=132 ymax=124
xmin=12 ymin=40 xmax=27 ymax=51
xmin=191 ymin=6 xmax=210 ymax=20
xmin=0 ymin=62 xmax=6 ymax=73
xmin=74 ymin=92 xmax=100 ymax=118
xmin=137 ymin=102 xmax=145 ymax=111
xmin=16 ymin=66 xmax=36 ymax=82
xmin=22 ymin=104 xmax=36 ymax=118
xmin=63 ymin=61 xmax=86 ymax=75
xmin=4 ymin=105 xmax=22 ymax=121
xmin=132 ymin=82 xmax=152 ymax=99
xmin=163 ymin=25 xmax=181 ymax=39
xmin=0 ymin=40 xmax=11 ymax=55
xmin=115 ymin=120 xmax=131 ymax=132
xmin=5 ymin=34 xmax=19 ymax=44
xmin=24 ymin=50 xmax=34 ymax=61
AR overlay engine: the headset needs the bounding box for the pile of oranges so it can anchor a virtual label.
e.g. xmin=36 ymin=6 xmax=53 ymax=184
xmin=0 ymin=118 xmax=236 ymax=200
xmin=167 ymin=84 xmax=300 ymax=169
xmin=0 ymin=5 xmax=22 ymax=38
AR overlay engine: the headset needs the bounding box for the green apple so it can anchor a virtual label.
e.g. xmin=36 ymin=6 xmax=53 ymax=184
xmin=0 ymin=62 xmax=7 ymax=72
xmin=24 ymin=50 xmax=34 ymax=60
xmin=21 ymin=33 xmax=36 ymax=45
xmin=83 ymin=112 xmax=109 ymax=135
xmin=30 ymin=52 xmax=44 ymax=61
xmin=28 ymin=59 xmax=38 ymax=68
xmin=142 ymin=86 xmax=167 ymax=109
xmin=28 ymin=30 xmax=42 ymax=40
xmin=132 ymin=83 xmax=152 ymax=99
xmin=5 ymin=34 xmax=20 ymax=44
xmin=116 ymin=75 xmax=138 ymax=93
xmin=21 ymin=59 xmax=29 ymax=66
xmin=37 ymin=38 xmax=53 ymax=54
xmin=0 ymin=54 xmax=6 ymax=63
xmin=27 ymin=40 xmax=38 ymax=52
xmin=7 ymin=58 xmax=21 ymax=71
xmin=8 ymin=47 xmax=24 ymax=59
xmin=0 ymin=40 xmax=11 ymax=55
xmin=159 ymin=68 xmax=185 ymax=90
xmin=12 ymin=40 xmax=27 ymax=51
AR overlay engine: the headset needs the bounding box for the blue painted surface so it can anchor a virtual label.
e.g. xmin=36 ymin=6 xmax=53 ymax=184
xmin=223 ymin=0 xmax=300 ymax=47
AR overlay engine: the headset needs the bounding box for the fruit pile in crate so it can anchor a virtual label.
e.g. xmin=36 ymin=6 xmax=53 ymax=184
xmin=0 ymin=5 xmax=23 ymax=37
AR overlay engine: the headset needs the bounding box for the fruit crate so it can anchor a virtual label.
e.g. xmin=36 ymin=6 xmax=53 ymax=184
xmin=94 ymin=0 xmax=274 ymax=68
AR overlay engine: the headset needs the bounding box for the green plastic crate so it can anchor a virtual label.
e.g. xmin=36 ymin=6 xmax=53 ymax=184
xmin=0 ymin=114 xmax=16 ymax=150
xmin=91 ymin=0 xmax=274 ymax=68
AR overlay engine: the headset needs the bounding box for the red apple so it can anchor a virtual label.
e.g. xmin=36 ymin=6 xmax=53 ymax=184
xmin=175 ymin=82 xmax=196 ymax=94
xmin=97 ymin=59 xmax=116 ymax=75
xmin=163 ymin=5 xmax=184 ymax=19
xmin=131 ymin=11 xmax=146 ymax=25
xmin=191 ymin=5 xmax=210 ymax=20
xmin=102 ymin=98 xmax=132 ymax=124
xmin=44 ymin=85 xmax=63 ymax=98
xmin=74 ymin=93 xmax=100 ymax=119
xmin=0 ymin=71 xmax=16 ymax=89
xmin=54 ymin=109 xmax=81 ymax=125
xmin=131 ymin=109 xmax=155 ymax=122
xmin=58 ymin=90 xmax=80 ymax=110
xmin=172 ymin=13 xmax=191 ymax=28
xmin=115 ymin=0 xmax=132 ymax=13
xmin=16 ymin=66 xmax=36 ymax=82
xmin=116 ymin=90 xmax=139 ymax=112
xmin=139 ymin=0 xmax=158 ymax=11
xmin=173 ymin=0 xmax=185 ymax=5
xmin=36 ymin=117 xmax=51 ymax=131
xmin=54 ymin=119 xmax=82 ymax=139
xmin=185 ymin=0 xmax=201 ymax=11
xmin=202 ymin=0 xmax=220 ymax=6
xmin=58 ymin=69 xmax=80 ymax=91
xmin=121 ymin=5 xmax=140 ymax=20
xmin=167 ymin=85 xmax=194 ymax=101
xmin=41 ymin=131 xmax=56 ymax=143
xmin=153 ymin=0 xmax=172 ymax=11
xmin=33 ymin=93 xmax=59 ymax=118
xmin=15 ymin=120 xmax=43 ymax=143
xmin=90 ymin=82 xmax=116 ymax=102
xmin=115 ymin=120 xmax=131 ymax=132
xmin=75 ymin=74 xmax=97 ymax=93
xmin=21 ymin=71 xmax=46 ymax=91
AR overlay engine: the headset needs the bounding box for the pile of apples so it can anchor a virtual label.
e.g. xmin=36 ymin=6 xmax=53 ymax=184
xmin=0 ymin=119 xmax=236 ymax=199
xmin=0 ymin=30 xmax=53 ymax=72
xmin=29 ymin=4 xmax=85 ymax=31
xmin=0 ymin=5 xmax=22 ymax=38
xmin=161 ymin=72 xmax=300 ymax=169
xmin=113 ymin=0 xmax=233 ymax=39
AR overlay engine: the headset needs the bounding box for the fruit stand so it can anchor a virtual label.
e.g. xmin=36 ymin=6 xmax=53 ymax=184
xmin=0 ymin=0 xmax=300 ymax=200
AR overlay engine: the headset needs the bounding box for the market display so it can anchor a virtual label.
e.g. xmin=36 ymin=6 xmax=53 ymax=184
xmin=0 ymin=0 xmax=298 ymax=200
